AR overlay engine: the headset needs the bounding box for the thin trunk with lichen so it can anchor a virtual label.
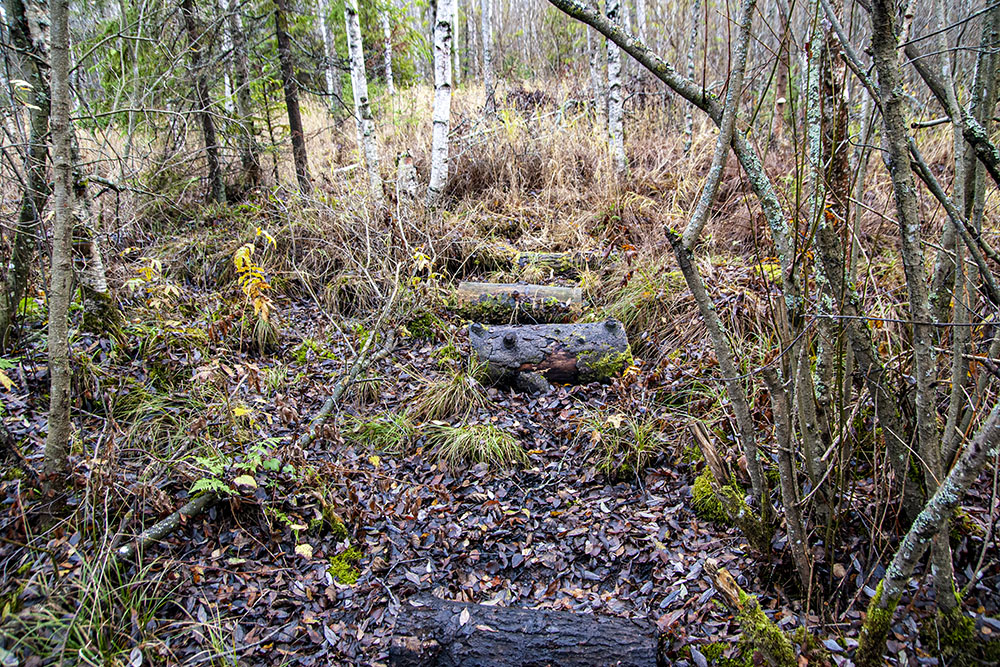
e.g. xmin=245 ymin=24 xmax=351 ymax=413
xmin=180 ymin=0 xmax=225 ymax=204
xmin=345 ymin=0 xmax=383 ymax=203
xmin=45 ymin=0 xmax=73 ymax=484
xmin=606 ymin=0 xmax=626 ymax=174
xmin=275 ymin=0 xmax=311 ymax=194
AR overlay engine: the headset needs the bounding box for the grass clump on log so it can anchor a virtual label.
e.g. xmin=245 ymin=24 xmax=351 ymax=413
xmin=424 ymin=423 xmax=527 ymax=469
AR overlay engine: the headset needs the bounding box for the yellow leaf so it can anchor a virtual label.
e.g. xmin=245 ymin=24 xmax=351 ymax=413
xmin=0 ymin=370 xmax=14 ymax=391
xmin=295 ymin=543 xmax=313 ymax=559
xmin=232 ymin=406 xmax=252 ymax=417
xmin=368 ymin=455 xmax=381 ymax=468
xmin=232 ymin=475 xmax=257 ymax=488
xmin=607 ymin=413 xmax=625 ymax=429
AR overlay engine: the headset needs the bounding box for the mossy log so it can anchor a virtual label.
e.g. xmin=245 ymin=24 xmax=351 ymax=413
xmin=473 ymin=245 xmax=606 ymax=277
xmin=453 ymin=282 xmax=583 ymax=323
xmin=469 ymin=319 xmax=631 ymax=387
xmin=389 ymin=595 xmax=660 ymax=667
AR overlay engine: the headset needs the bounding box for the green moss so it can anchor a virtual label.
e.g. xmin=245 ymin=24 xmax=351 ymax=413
xmin=700 ymin=642 xmax=726 ymax=663
xmin=856 ymin=581 xmax=898 ymax=667
xmin=692 ymin=469 xmax=732 ymax=524
xmin=451 ymin=293 xmax=577 ymax=324
xmin=735 ymin=591 xmax=796 ymax=667
xmin=405 ymin=310 xmax=444 ymax=340
xmin=680 ymin=445 xmax=704 ymax=465
xmin=291 ymin=338 xmax=336 ymax=364
xmin=327 ymin=546 xmax=363 ymax=585
xmin=919 ymin=607 xmax=991 ymax=665
xmin=950 ymin=507 xmax=985 ymax=540
xmin=578 ymin=347 xmax=633 ymax=381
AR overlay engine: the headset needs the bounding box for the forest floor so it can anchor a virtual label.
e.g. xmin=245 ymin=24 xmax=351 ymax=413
xmin=1 ymin=86 xmax=999 ymax=666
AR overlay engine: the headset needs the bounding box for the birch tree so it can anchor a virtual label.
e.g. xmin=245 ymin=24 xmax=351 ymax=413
xmin=606 ymin=0 xmax=626 ymax=174
xmin=453 ymin=0 xmax=461 ymax=86
xmin=317 ymin=0 xmax=343 ymax=113
xmin=45 ymin=0 xmax=73 ymax=483
xmin=481 ymin=0 xmax=495 ymax=110
xmin=345 ymin=0 xmax=383 ymax=202
xmin=426 ymin=0 xmax=454 ymax=207
xmin=380 ymin=5 xmax=395 ymax=98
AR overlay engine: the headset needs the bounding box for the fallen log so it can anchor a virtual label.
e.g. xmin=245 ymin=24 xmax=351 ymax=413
xmin=469 ymin=320 xmax=631 ymax=388
xmin=471 ymin=245 xmax=606 ymax=277
xmin=453 ymin=281 xmax=583 ymax=323
xmin=389 ymin=595 xmax=660 ymax=667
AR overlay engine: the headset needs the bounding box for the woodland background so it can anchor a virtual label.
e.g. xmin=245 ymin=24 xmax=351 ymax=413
xmin=1 ymin=0 xmax=1000 ymax=664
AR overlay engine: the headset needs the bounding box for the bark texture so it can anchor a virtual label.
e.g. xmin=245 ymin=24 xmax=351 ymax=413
xmin=226 ymin=0 xmax=261 ymax=187
xmin=389 ymin=595 xmax=659 ymax=667
xmin=427 ymin=0 xmax=455 ymax=206
xmin=606 ymin=0 xmax=627 ymax=174
xmin=469 ymin=320 xmax=631 ymax=386
xmin=345 ymin=0 xmax=383 ymax=202
xmin=44 ymin=0 xmax=73 ymax=482
xmin=275 ymin=0 xmax=311 ymax=194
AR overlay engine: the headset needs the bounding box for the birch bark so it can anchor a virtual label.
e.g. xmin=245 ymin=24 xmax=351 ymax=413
xmin=606 ymin=0 xmax=627 ymax=174
xmin=427 ymin=0 xmax=454 ymax=207
xmin=345 ymin=0 xmax=384 ymax=202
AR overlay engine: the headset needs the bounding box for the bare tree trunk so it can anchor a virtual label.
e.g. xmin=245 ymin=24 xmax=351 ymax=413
xmin=275 ymin=0 xmax=311 ymax=194
xmin=683 ymin=0 xmax=699 ymax=154
xmin=226 ymin=0 xmax=261 ymax=187
xmin=180 ymin=0 xmax=226 ymax=204
xmin=606 ymin=0 xmax=626 ymax=174
xmin=481 ymin=0 xmax=495 ymax=111
xmin=427 ymin=0 xmax=454 ymax=207
xmin=586 ymin=26 xmax=606 ymax=134
xmin=1 ymin=0 xmax=50 ymax=349
xmin=45 ymin=0 xmax=73 ymax=484
xmin=345 ymin=0 xmax=384 ymax=203
xmin=770 ymin=0 xmax=790 ymax=147
xmin=216 ymin=0 xmax=234 ymax=114
xmin=381 ymin=6 xmax=395 ymax=98
xmin=452 ymin=0 xmax=461 ymax=86
xmin=317 ymin=0 xmax=342 ymax=114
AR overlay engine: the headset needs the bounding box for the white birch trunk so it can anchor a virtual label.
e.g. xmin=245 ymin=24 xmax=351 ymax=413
xmin=345 ymin=0 xmax=383 ymax=202
xmin=380 ymin=7 xmax=395 ymax=98
xmin=481 ymin=0 xmax=494 ymax=110
xmin=318 ymin=0 xmax=339 ymax=112
xmin=683 ymin=0 xmax=700 ymax=153
xmin=586 ymin=27 xmax=606 ymax=133
xmin=427 ymin=0 xmax=454 ymax=207
xmin=636 ymin=0 xmax=646 ymax=43
xmin=606 ymin=0 xmax=627 ymax=174
xmin=217 ymin=0 xmax=234 ymax=114
xmin=453 ymin=0 xmax=461 ymax=86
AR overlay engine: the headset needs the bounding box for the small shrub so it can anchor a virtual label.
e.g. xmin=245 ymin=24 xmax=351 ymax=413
xmin=424 ymin=423 xmax=527 ymax=468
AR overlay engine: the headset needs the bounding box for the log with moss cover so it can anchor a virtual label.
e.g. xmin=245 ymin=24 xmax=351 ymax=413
xmin=453 ymin=281 xmax=583 ymax=323
xmin=472 ymin=244 xmax=607 ymax=277
xmin=469 ymin=319 xmax=631 ymax=388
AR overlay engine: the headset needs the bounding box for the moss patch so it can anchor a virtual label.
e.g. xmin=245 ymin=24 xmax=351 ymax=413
xmin=578 ymin=347 xmax=633 ymax=381
xmin=855 ymin=581 xmax=899 ymax=667
xmin=692 ymin=469 xmax=733 ymax=524
xmin=735 ymin=591 xmax=796 ymax=667
xmin=327 ymin=547 xmax=363 ymax=585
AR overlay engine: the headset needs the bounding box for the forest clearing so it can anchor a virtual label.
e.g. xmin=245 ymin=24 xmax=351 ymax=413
xmin=1 ymin=0 xmax=1000 ymax=664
